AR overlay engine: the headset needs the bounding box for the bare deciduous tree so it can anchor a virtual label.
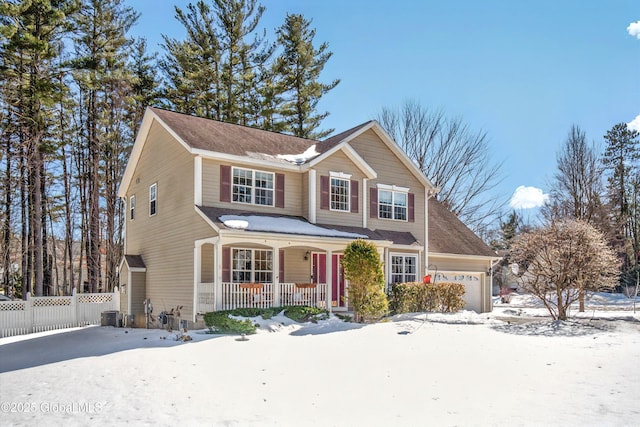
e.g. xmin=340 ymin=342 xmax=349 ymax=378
xmin=546 ymin=125 xmax=605 ymax=223
xmin=510 ymin=220 xmax=619 ymax=321
xmin=377 ymin=100 xmax=503 ymax=233
xmin=545 ymin=125 xmax=608 ymax=311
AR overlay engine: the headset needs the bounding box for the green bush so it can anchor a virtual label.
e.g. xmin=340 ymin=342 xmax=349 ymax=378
xmin=388 ymin=282 xmax=466 ymax=314
xmin=283 ymin=305 xmax=328 ymax=323
xmin=342 ymin=239 xmax=389 ymax=322
xmin=229 ymin=307 xmax=278 ymax=320
xmin=203 ymin=311 xmax=256 ymax=334
xmin=203 ymin=306 xmax=331 ymax=333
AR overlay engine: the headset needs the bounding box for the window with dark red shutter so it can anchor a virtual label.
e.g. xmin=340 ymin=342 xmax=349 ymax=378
xmin=222 ymin=247 xmax=231 ymax=282
xmin=408 ymin=193 xmax=415 ymax=222
xmin=370 ymin=187 xmax=378 ymax=218
xmin=320 ymin=175 xmax=329 ymax=210
xmin=220 ymin=165 xmax=231 ymax=202
xmin=350 ymin=180 xmax=359 ymax=213
xmin=279 ymin=249 xmax=285 ymax=282
xmin=275 ymin=173 xmax=285 ymax=208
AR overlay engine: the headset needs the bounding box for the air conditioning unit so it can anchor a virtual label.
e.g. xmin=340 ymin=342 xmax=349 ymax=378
xmin=101 ymin=310 xmax=119 ymax=327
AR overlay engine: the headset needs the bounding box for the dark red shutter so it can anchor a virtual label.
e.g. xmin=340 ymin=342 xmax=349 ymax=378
xmin=320 ymin=175 xmax=329 ymax=210
xmin=408 ymin=193 xmax=415 ymax=222
xmin=275 ymin=173 xmax=285 ymax=208
xmin=220 ymin=165 xmax=231 ymax=202
xmin=279 ymin=249 xmax=285 ymax=282
xmin=350 ymin=180 xmax=359 ymax=213
xmin=370 ymin=187 xmax=378 ymax=218
xmin=222 ymin=247 xmax=231 ymax=282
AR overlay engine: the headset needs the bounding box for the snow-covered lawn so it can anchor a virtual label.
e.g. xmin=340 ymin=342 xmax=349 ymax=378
xmin=1 ymin=293 xmax=639 ymax=426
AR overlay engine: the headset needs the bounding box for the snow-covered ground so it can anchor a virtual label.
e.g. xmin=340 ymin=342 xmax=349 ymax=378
xmin=1 ymin=293 xmax=639 ymax=426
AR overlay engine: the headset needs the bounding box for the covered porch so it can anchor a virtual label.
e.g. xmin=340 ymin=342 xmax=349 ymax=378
xmin=193 ymin=237 xmax=359 ymax=316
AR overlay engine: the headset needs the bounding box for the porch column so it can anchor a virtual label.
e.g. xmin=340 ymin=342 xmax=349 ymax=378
xmin=272 ymin=246 xmax=281 ymax=307
xmin=308 ymin=169 xmax=317 ymax=224
xmin=383 ymin=247 xmax=389 ymax=286
xmin=325 ymin=249 xmax=332 ymax=313
xmin=214 ymin=241 xmax=223 ymax=311
xmin=193 ymin=244 xmax=201 ymax=321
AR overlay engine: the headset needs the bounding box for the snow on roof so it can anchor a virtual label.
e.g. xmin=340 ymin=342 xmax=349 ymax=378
xmin=276 ymin=145 xmax=320 ymax=165
xmin=219 ymin=215 xmax=368 ymax=239
xmin=223 ymin=219 xmax=249 ymax=229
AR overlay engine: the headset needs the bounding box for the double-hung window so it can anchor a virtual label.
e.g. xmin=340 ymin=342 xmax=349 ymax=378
xmin=129 ymin=195 xmax=135 ymax=220
xmin=232 ymin=249 xmax=273 ymax=283
xmin=232 ymin=167 xmax=274 ymax=206
xmin=149 ymin=183 xmax=157 ymax=216
xmin=330 ymin=177 xmax=350 ymax=211
xmin=379 ymin=189 xmax=407 ymax=221
xmin=391 ymin=254 xmax=417 ymax=283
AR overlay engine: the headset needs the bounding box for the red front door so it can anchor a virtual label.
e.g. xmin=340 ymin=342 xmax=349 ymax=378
xmin=312 ymin=253 xmax=345 ymax=308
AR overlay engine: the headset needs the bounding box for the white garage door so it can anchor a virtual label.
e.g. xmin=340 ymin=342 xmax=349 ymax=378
xmin=435 ymin=272 xmax=483 ymax=313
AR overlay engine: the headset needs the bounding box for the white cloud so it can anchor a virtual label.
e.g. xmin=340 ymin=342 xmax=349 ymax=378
xmin=628 ymin=114 xmax=640 ymax=132
xmin=509 ymin=186 xmax=549 ymax=209
xmin=628 ymin=21 xmax=640 ymax=39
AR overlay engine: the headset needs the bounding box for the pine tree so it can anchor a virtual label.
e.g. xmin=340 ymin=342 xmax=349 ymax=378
xmin=214 ymin=0 xmax=271 ymax=124
xmin=275 ymin=14 xmax=339 ymax=139
xmin=0 ymin=0 xmax=75 ymax=296
xmin=161 ymin=0 xmax=273 ymax=125
xmin=603 ymin=123 xmax=639 ymax=220
xmin=160 ymin=1 xmax=224 ymax=119
xmin=128 ymin=38 xmax=161 ymax=137
xmin=602 ymin=122 xmax=640 ymax=289
xmin=71 ymin=0 xmax=139 ymax=292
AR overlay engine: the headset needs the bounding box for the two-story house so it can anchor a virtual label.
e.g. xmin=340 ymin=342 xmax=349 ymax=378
xmin=117 ymin=108 xmax=498 ymax=326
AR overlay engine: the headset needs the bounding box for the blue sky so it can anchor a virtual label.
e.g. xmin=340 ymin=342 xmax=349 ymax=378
xmin=125 ymin=0 xmax=640 ymax=214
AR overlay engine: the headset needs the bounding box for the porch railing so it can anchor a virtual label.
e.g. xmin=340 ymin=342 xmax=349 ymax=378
xmin=197 ymin=282 xmax=328 ymax=312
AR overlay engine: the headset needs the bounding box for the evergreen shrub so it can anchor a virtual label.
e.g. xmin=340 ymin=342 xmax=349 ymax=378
xmin=203 ymin=311 xmax=256 ymax=334
xmin=283 ymin=306 xmax=328 ymax=323
xmin=342 ymin=239 xmax=389 ymax=322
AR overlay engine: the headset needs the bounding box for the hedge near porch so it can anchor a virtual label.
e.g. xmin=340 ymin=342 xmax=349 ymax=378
xmin=388 ymin=282 xmax=466 ymax=314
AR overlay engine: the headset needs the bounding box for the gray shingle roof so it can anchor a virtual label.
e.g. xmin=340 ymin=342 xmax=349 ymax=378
xmin=151 ymin=108 xmax=317 ymax=160
xmin=124 ymin=255 xmax=146 ymax=269
xmin=428 ymin=198 xmax=497 ymax=257
xmin=196 ymin=206 xmax=420 ymax=246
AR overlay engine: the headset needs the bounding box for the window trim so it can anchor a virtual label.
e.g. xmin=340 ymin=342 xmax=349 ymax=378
xmin=149 ymin=183 xmax=157 ymax=217
xmin=231 ymin=248 xmax=273 ymax=283
xmin=389 ymin=253 xmax=418 ymax=284
xmin=129 ymin=195 xmax=135 ymax=221
xmin=378 ymin=188 xmax=408 ymax=221
xmin=231 ymin=166 xmax=275 ymax=207
xmin=329 ymin=176 xmax=351 ymax=212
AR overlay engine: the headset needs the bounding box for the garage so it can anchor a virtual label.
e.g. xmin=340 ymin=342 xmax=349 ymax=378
xmin=434 ymin=271 xmax=484 ymax=313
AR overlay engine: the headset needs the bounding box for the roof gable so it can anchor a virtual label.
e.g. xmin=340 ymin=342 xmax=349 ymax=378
xmin=317 ymin=121 xmax=438 ymax=192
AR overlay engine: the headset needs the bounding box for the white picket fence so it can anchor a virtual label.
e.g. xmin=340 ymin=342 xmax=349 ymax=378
xmin=0 ymin=289 xmax=120 ymax=338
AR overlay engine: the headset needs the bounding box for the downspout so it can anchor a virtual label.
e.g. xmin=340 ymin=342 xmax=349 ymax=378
xmin=424 ymin=188 xmax=437 ymax=277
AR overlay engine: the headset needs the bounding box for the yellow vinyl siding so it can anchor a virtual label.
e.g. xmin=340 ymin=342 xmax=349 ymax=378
xmin=348 ymin=129 xmax=426 ymax=239
xmin=130 ymin=271 xmax=146 ymax=326
xmin=427 ymin=256 xmax=491 ymax=273
xmin=314 ymin=150 xmax=364 ymax=227
xmin=124 ymin=121 xmax=214 ymax=321
xmin=201 ymin=159 xmax=304 ymax=216
xmin=282 ymin=248 xmax=314 ymax=283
